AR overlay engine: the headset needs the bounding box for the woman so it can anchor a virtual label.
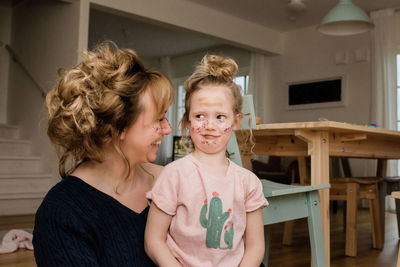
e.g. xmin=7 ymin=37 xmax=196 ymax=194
xmin=33 ymin=41 xmax=173 ymax=266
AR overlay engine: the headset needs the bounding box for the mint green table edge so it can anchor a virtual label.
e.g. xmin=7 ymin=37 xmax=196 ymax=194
xmin=262 ymin=179 xmax=330 ymax=267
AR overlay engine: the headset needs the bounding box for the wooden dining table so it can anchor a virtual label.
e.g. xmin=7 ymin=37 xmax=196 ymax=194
xmin=235 ymin=121 xmax=400 ymax=266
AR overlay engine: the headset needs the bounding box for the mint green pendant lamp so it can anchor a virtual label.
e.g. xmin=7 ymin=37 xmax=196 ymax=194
xmin=318 ymin=0 xmax=374 ymax=36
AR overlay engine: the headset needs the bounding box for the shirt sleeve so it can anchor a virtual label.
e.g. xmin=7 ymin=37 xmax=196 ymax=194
xmin=245 ymin=172 xmax=268 ymax=212
xmin=33 ymin=203 xmax=100 ymax=267
xmin=146 ymin=164 xmax=180 ymax=216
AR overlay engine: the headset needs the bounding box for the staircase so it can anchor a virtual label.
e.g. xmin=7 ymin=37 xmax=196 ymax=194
xmin=0 ymin=123 xmax=52 ymax=216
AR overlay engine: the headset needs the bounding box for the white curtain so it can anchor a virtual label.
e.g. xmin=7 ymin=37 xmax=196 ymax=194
xmin=248 ymin=53 xmax=273 ymax=163
xmin=156 ymin=56 xmax=174 ymax=165
xmin=369 ymin=8 xmax=398 ymax=211
xmin=247 ymin=53 xmax=271 ymax=124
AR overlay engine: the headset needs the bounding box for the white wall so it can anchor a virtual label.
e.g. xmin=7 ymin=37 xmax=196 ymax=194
xmin=170 ymin=45 xmax=251 ymax=79
xmin=7 ymin=0 xmax=82 ymax=181
xmin=0 ymin=7 xmax=12 ymax=124
xmin=262 ymin=26 xmax=372 ymax=125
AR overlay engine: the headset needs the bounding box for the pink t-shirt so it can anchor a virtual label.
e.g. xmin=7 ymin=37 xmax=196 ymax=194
xmin=147 ymin=154 xmax=268 ymax=267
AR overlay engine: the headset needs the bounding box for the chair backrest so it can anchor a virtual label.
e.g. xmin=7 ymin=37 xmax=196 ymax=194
xmin=226 ymin=95 xmax=256 ymax=166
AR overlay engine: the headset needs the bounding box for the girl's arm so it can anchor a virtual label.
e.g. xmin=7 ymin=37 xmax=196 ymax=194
xmin=238 ymin=208 xmax=265 ymax=267
xmin=144 ymin=202 xmax=182 ymax=267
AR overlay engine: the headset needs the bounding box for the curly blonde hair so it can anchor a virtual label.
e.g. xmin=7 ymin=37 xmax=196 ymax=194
xmin=180 ymin=55 xmax=242 ymax=145
xmin=46 ymin=41 xmax=173 ymax=178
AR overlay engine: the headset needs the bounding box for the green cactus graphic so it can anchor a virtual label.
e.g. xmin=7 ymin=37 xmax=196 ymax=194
xmin=199 ymin=192 xmax=233 ymax=249
xmin=224 ymin=224 xmax=234 ymax=249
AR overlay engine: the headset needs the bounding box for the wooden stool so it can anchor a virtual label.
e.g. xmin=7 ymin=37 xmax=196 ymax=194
xmin=330 ymin=177 xmax=384 ymax=257
xmin=379 ymin=176 xmax=400 ymax=239
xmin=262 ymin=179 xmax=329 ymax=266
xmin=391 ymin=191 xmax=400 ymax=267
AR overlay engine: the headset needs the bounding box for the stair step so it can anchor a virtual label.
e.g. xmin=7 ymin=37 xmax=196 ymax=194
xmin=0 ymin=124 xmax=19 ymax=139
xmin=0 ymin=156 xmax=42 ymax=174
xmin=0 ymin=139 xmax=31 ymax=156
xmin=0 ymin=196 xmax=45 ymax=216
xmin=0 ymin=173 xmax=52 ymax=195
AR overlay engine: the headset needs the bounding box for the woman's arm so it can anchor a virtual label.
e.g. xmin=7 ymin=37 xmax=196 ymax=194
xmin=238 ymin=208 xmax=265 ymax=267
xmin=144 ymin=202 xmax=182 ymax=267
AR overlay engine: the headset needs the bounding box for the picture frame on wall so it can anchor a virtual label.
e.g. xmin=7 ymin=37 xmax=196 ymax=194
xmin=286 ymin=75 xmax=347 ymax=111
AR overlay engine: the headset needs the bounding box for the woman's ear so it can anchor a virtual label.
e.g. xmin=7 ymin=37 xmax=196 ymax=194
xmin=120 ymin=128 xmax=126 ymax=141
xmin=232 ymin=113 xmax=242 ymax=130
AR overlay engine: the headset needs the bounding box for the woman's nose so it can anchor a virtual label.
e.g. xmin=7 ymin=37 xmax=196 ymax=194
xmin=161 ymin=118 xmax=172 ymax=135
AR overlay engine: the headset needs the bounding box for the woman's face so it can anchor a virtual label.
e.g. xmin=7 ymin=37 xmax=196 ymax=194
xmin=120 ymin=89 xmax=171 ymax=165
xmin=188 ymin=85 xmax=241 ymax=156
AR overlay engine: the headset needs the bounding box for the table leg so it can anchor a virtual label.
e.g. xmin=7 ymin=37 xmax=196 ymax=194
xmin=311 ymin=131 xmax=330 ymax=266
xmin=297 ymin=130 xmax=330 ymax=266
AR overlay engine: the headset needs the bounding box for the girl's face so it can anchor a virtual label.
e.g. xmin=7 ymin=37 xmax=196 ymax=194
xmin=120 ymin=89 xmax=171 ymax=165
xmin=188 ymin=85 xmax=241 ymax=156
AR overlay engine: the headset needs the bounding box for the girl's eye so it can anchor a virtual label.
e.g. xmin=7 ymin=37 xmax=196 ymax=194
xmin=217 ymin=115 xmax=226 ymax=120
xmin=196 ymin=114 xmax=205 ymax=119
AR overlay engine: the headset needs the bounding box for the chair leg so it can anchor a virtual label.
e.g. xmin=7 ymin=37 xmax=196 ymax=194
xmin=282 ymin=220 xmax=294 ymax=245
xmin=263 ymin=225 xmax=270 ymax=267
xmin=378 ymin=181 xmax=387 ymax=243
xmin=307 ymin=191 xmax=327 ymax=267
xmin=396 ymin=199 xmax=400 ymax=238
xmin=369 ymin=196 xmax=383 ymax=249
xmin=345 ymin=182 xmax=359 ymax=257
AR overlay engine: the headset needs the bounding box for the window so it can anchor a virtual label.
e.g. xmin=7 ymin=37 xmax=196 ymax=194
xmin=176 ymin=84 xmax=186 ymax=135
xmin=397 ymin=54 xmax=400 ymax=130
xmin=233 ymin=75 xmax=249 ymax=95
xmin=397 ymin=54 xmax=400 ymax=174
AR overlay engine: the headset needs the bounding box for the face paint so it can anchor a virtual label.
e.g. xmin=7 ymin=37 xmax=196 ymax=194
xmin=188 ymin=85 xmax=237 ymax=156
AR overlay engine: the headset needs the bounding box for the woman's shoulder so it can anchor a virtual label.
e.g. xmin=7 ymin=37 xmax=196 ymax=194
xmin=37 ymin=176 xmax=86 ymax=211
xmin=138 ymin=162 xmax=164 ymax=178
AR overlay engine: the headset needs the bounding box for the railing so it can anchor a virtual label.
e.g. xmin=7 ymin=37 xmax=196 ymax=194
xmin=2 ymin=42 xmax=46 ymax=99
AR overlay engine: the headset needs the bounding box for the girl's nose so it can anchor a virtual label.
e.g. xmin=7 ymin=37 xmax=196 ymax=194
xmin=205 ymin=119 xmax=216 ymax=130
xmin=161 ymin=118 xmax=172 ymax=135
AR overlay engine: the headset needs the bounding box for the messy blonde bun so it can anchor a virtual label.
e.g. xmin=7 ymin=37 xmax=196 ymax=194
xmin=46 ymin=41 xmax=173 ymax=178
xmin=181 ymin=54 xmax=242 ymax=140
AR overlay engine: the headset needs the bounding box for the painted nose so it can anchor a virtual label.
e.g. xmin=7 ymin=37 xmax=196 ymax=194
xmin=161 ymin=118 xmax=172 ymax=135
xmin=205 ymin=119 xmax=216 ymax=130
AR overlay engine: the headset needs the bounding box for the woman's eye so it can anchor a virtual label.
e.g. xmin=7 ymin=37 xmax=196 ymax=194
xmin=217 ymin=115 xmax=226 ymax=120
xmin=196 ymin=114 xmax=205 ymax=119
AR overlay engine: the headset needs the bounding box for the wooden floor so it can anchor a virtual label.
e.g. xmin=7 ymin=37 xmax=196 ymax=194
xmin=0 ymin=207 xmax=398 ymax=266
xmin=268 ymin=206 xmax=399 ymax=267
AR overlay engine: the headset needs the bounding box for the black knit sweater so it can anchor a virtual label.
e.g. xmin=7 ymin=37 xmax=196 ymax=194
xmin=33 ymin=176 xmax=156 ymax=267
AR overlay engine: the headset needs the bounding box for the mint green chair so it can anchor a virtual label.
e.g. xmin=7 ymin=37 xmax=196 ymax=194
xmin=228 ymin=95 xmax=329 ymax=266
xmin=261 ymin=180 xmax=329 ymax=266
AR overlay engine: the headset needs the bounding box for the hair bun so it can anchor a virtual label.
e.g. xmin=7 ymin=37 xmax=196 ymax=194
xmin=201 ymin=55 xmax=238 ymax=80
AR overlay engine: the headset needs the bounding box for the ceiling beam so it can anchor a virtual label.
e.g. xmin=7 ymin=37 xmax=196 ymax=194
xmin=89 ymin=0 xmax=284 ymax=55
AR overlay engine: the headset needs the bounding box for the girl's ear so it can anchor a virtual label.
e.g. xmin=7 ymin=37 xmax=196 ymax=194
xmin=232 ymin=113 xmax=242 ymax=130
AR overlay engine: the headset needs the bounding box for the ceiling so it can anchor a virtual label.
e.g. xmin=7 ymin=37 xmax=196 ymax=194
xmin=184 ymin=0 xmax=400 ymax=32
xmin=89 ymin=0 xmax=400 ymax=60
xmin=89 ymin=9 xmax=224 ymax=60
xmin=54 ymin=0 xmax=400 ymax=60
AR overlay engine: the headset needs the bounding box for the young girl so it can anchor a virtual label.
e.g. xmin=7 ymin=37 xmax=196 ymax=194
xmin=145 ymin=55 xmax=267 ymax=267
